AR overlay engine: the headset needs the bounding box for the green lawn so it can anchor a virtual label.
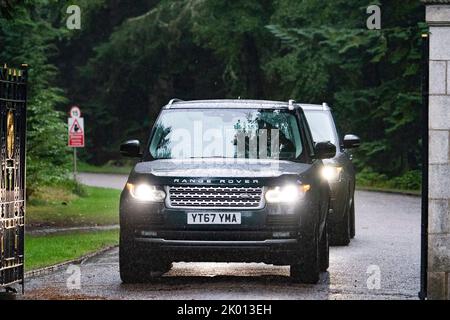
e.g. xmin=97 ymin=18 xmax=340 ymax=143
xmin=78 ymin=161 xmax=133 ymax=175
xmin=28 ymin=186 xmax=120 ymax=228
xmin=25 ymin=229 xmax=119 ymax=271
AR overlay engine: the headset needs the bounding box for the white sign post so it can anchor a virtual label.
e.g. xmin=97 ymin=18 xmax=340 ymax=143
xmin=68 ymin=106 xmax=84 ymax=181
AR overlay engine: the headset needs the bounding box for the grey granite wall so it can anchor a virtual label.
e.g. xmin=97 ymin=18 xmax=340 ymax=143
xmin=426 ymin=3 xmax=450 ymax=300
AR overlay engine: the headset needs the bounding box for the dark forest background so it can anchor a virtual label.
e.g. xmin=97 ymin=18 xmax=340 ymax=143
xmin=0 ymin=0 xmax=425 ymax=191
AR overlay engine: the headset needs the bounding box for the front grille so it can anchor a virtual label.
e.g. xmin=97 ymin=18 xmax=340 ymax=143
xmin=166 ymin=185 xmax=264 ymax=209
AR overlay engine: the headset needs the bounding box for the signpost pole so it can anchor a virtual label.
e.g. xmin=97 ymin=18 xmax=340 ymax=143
xmin=74 ymin=147 xmax=77 ymax=181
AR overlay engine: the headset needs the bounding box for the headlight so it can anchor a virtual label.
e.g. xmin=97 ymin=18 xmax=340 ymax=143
xmin=127 ymin=183 xmax=166 ymax=202
xmin=265 ymin=184 xmax=310 ymax=203
xmin=321 ymin=166 xmax=343 ymax=182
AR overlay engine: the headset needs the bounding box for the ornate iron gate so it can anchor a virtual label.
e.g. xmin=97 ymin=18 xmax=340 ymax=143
xmin=0 ymin=64 xmax=27 ymax=293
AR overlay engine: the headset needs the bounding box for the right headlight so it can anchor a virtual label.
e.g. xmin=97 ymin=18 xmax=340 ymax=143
xmin=321 ymin=166 xmax=343 ymax=182
xmin=265 ymin=184 xmax=310 ymax=203
xmin=127 ymin=183 xmax=166 ymax=202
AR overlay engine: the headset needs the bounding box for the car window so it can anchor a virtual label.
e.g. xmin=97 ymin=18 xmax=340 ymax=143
xmin=303 ymin=110 xmax=338 ymax=146
xmin=298 ymin=112 xmax=316 ymax=157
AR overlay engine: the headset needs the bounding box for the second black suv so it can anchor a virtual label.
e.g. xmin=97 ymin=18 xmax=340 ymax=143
xmin=303 ymin=104 xmax=360 ymax=245
xmin=119 ymin=99 xmax=336 ymax=284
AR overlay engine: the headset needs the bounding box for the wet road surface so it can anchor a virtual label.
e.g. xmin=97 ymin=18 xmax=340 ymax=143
xmin=24 ymin=173 xmax=421 ymax=300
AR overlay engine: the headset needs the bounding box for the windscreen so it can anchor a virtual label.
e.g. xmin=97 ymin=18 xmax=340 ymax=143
xmin=149 ymin=108 xmax=303 ymax=160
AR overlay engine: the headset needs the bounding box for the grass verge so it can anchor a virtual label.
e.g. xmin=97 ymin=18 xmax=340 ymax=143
xmin=25 ymin=229 xmax=119 ymax=271
xmin=28 ymin=185 xmax=120 ymax=228
xmin=78 ymin=161 xmax=133 ymax=175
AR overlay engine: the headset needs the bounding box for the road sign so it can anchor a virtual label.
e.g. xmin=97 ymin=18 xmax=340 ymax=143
xmin=68 ymin=106 xmax=84 ymax=182
xmin=70 ymin=105 xmax=81 ymax=118
xmin=68 ymin=117 xmax=84 ymax=147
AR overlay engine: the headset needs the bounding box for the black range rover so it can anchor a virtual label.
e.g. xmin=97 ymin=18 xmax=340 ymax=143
xmin=119 ymin=99 xmax=336 ymax=284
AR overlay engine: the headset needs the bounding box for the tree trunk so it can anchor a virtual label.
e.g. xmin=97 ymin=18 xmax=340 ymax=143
xmin=240 ymin=33 xmax=263 ymax=98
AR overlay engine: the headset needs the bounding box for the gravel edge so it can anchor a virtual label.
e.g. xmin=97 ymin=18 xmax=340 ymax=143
xmin=356 ymin=187 xmax=421 ymax=197
xmin=26 ymin=224 xmax=119 ymax=236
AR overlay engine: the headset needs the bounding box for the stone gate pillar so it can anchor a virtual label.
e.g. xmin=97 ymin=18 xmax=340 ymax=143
xmin=424 ymin=0 xmax=450 ymax=300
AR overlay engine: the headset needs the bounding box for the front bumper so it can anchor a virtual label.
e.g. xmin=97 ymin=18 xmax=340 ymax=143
xmin=120 ymin=190 xmax=319 ymax=264
xmin=135 ymin=238 xmax=297 ymax=247
xmin=132 ymin=233 xmax=301 ymax=264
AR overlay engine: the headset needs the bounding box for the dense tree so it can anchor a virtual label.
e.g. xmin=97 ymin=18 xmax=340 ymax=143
xmin=0 ymin=0 xmax=70 ymax=193
xmin=2 ymin=0 xmax=426 ymax=180
xmin=192 ymin=0 xmax=275 ymax=98
xmin=75 ymin=0 xmax=226 ymax=163
xmin=265 ymin=0 xmax=425 ymax=175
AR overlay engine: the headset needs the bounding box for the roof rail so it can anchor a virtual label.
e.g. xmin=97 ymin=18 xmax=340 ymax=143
xmin=288 ymin=99 xmax=296 ymax=111
xmin=167 ymin=98 xmax=183 ymax=108
xmin=322 ymin=102 xmax=329 ymax=110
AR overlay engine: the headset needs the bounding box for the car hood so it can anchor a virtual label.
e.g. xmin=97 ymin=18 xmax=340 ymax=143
xmin=133 ymin=159 xmax=311 ymax=178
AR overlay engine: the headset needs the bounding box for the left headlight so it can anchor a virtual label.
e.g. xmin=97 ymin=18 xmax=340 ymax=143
xmin=265 ymin=184 xmax=310 ymax=203
xmin=321 ymin=166 xmax=343 ymax=182
xmin=127 ymin=183 xmax=166 ymax=202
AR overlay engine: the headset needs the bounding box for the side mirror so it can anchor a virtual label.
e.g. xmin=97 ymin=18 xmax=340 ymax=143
xmin=120 ymin=140 xmax=142 ymax=158
xmin=315 ymin=141 xmax=336 ymax=159
xmin=343 ymin=134 xmax=360 ymax=149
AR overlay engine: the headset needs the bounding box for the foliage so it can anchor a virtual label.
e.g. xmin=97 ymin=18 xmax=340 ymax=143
xmin=71 ymin=0 xmax=424 ymax=179
xmin=389 ymin=170 xmax=422 ymax=191
xmin=265 ymin=0 xmax=425 ymax=175
xmin=2 ymin=0 xmax=426 ymax=183
xmin=0 ymin=1 xmax=71 ymax=193
xmin=73 ymin=0 xmax=225 ymax=163
xmin=192 ymin=0 xmax=274 ymax=97
xmin=356 ymin=169 xmax=421 ymax=191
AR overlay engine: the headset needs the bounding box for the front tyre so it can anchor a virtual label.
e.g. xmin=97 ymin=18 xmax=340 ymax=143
xmin=350 ymin=199 xmax=355 ymax=239
xmin=319 ymin=222 xmax=329 ymax=272
xmin=119 ymin=230 xmax=172 ymax=283
xmin=329 ymin=196 xmax=351 ymax=246
xmin=290 ymin=227 xmax=320 ymax=284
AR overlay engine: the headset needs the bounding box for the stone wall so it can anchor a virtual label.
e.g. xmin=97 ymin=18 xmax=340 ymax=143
xmin=426 ymin=3 xmax=450 ymax=300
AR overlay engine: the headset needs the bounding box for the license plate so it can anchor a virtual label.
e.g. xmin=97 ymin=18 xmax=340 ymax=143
xmin=187 ymin=212 xmax=241 ymax=225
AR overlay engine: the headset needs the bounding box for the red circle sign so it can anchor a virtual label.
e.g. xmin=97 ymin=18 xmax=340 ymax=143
xmin=70 ymin=106 xmax=81 ymax=118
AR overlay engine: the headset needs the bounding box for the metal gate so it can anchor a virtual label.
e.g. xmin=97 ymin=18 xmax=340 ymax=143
xmin=0 ymin=64 xmax=27 ymax=292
